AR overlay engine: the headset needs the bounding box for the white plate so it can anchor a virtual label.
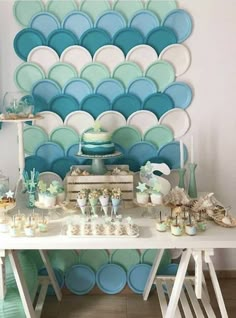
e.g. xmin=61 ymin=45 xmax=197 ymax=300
xmin=159 ymin=44 xmax=191 ymax=77
xmin=64 ymin=110 xmax=95 ymax=135
xmin=93 ymin=45 xmax=125 ymax=73
xmin=33 ymin=111 xmax=63 ymax=135
xmin=27 ymin=46 xmax=59 ymax=74
xmin=159 ymin=108 xmax=190 ymax=138
xmin=127 ymin=110 xmax=158 ymax=135
xmin=126 ymin=45 xmax=158 ymax=72
xmin=60 ymin=45 xmax=92 ymax=74
xmin=97 ymin=111 xmax=127 ymax=133
xmin=39 ymin=171 xmax=62 ymax=184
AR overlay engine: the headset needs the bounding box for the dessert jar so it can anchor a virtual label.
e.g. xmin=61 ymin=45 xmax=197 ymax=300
xmin=185 ymin=223 xmax=197 ymax=236
xmin=156 ymin=220 xmax=167 ymax=232
xmin=171 ymin=224 xmax=182 ymax=236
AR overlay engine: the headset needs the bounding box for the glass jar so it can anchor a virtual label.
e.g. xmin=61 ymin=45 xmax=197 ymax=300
xmin=0 ymin=172 xmax=9 ymax=197
xmin=1 ymin=91 xmax=34 ymax=119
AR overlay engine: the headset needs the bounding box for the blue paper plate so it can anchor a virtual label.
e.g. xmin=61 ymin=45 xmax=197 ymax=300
xmin=80 ymin=28 xmax=112 ymax=56
xmin=112 ymin=93 xmax=142 ymax=119
xmin=38 ymin=267 xmax=64 ymax=296
xmin=49 ymin=94 xmax=79 ymax=120
xmin=51 ymin=156 xmax=78 ymax=179
xmin=146 ymin=26 xmax=177 ymax=55
xmin=127 ymin=77 xmax=157 ymax=102
xmin=65 ymin=265 xmax=96 ymax=295
xmin=157 ymin=141 xmax=188 ymax=170
xmin=128 ymin=142 xmax=157 ymax=165
xmin=95 ymin=79 xmax=125 ymax=103
xmin=95 ymin=11 xmax=126 ymax=38
xmin=162 ymin=9 xmax=193 ymax=43
xmin=66 ymin=144 xmax=86 ymax=162
xmin=129 ymin=10 xmax=160 ymax=37
xmin=47 ymin=29 xmax=78 ymax=56
xmin=14 ymin=28 xmax=46 ymax=61
xmin=25 ymin=155 xmax=48 ymax=173
xmin=113 ymin=27 xmax=144 ymax=55
xmin=163 ymin=82 xmax=193 ymax=109
xmin=30 ymin=12 xmax=60 ymax=38
xmin=63 ymin=79 xmax=93 ymax=104
xmin=143 ymin=93 xmax=174 ymax=119
xmin=158 ymin=263 xmax=179 ymax=276
xmin=32 ymin=79 xmax=61 ymax=104
xmin=113 ymin=156 xmax=140 ymax=172
xmin=62 ymin=11 xmax=93 ymax=38
xmin=80 ymin=94 xmax=111 ymax=119
xmin=35 ymin=142 xmax=65 ymax=167
xmin=96 ymin=264 xmax=127 ymax=295
xmin=127 ymin=264 xmax=152 ymax=294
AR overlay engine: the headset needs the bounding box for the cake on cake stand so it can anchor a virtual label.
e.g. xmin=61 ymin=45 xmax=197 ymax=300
xmin=77 ymin=151 xmax=122 ymax=175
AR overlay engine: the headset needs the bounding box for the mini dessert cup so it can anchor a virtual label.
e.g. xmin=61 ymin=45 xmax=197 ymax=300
xmin=80 ymin=223 xmax=90 ymax=235
xmin=156 ymin=221 xmax=167 ymax=232
xmin=197 ymin=220 xmax=207 ymax=231
xmin=67 ymin=224 xmax=79 ymax=236
xmin=38 ymin=216 xmax=49 ymax=233
xmin=14 ymin=211 xmax=25 ymax=230
xmin=24 ymin=225 xmax=35 ymax=237
xmin=111 ymin=198 xmax=120 ymax=215
xmin=38 ymin=192 xmax=45 ymax=204
xmin=185 ymin=223 xmax=197 ymax=236
xmin=136 ymin=191 xmax=149 ymax=205
xmin=77 ymin=197 xmax=87 ymax=215
xmin=171 ymin=224 xmax=182 ymax=236
xmin=0 ymin=216 xmax=10 ymax=233
xmin=9 ymin=225 xmax=21 ymax=237
xmin=99 ymin=195 xmax=110 ymax=216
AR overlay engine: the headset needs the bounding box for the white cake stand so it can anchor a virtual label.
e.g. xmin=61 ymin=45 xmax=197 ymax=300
xmin=77 ymin=151 xmax=122 ymax=175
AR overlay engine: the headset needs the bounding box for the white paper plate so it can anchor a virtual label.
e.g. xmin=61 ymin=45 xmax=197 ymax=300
xmin=159 ymin=44 xmax=191 ymax=77
xmin=64 ymin=110 xmax=95 ymax=135
xmin=27 ymin=46 xmax=59 ymax=74
xmin=93 ymin=45 xmax=125 ymax=73
xmin=33 ymin=111 xmax=63 ymax=135
xmin=159 ymin=108 xmax=190 ymax=138
xmin=127 ymin=110 xmax=158 ymax=135
xmin=39 ymin=171 xmax=62 ymax=184
xmin=97 ymin=111 xmax=127 ymax=133
xmin=60 ymin=45 xmax=92 ymax=74
xmin=126 ymin=45 xmax=158 ymax=72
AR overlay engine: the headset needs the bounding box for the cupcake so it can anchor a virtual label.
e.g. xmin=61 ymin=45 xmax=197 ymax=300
xmin=150 ymin=181 xmax=163 ymax=205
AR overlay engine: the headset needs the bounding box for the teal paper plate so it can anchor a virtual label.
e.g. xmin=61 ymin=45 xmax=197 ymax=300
xmin=112 ymin=126 xmax=142 ymax=149
xmin=146 ymin=26 xmax=177 ymax=55
xmin=143 ymin=125 xmax=174 ymax=149
xmin=129 ymin=10 xmax=160 ymax=37
xmin=47 ymin=29 xmax=78 ymax=56
xmin=127 ymin=77 xmax=157 ymax=102
xmin=79 ymin=250 xmax=109 ymax=272
xmin=13 ymin=0 xmax=45 ymax=27
xmin=49 ymin=94 xmax=79 ymax=120
xmin=141 ymin=249 xmax=171 ymax=273
xmin=112 ymin=62 xmax=142 ymax=88
xmin=51 ymin=156 xmax=78 ymax=179
xmin=96 ymin=264 xmax=127 ymax=295
xmin=162 ymin=9 xmax=193 ymax=43
xmin=65 ymin=265 xmax=96 ymax=295
xmin=63 ymin=79 xmax=93 ymax=104
xmin=30 ymin=12 xmax=60 ymax=38
xmin=62 ymin=11 xmax=93 ymax=38
xmin=25 ymin=155 xmax=48 ymax=173
xmin=145 ymin=60 xmax=175 ymax=92
xmin=80 ymin=0 xmax=111 ymax=22
xmin=32 ymin=79 xmax=61 ymax=104
xmin=23 ymin=125 xmax=48 ymax=155
xmin=143 ymin=93 xmax=174 ymax=119
xmin=127 ymin=264 xmax=151 ymax=294
xmin=112 ymin=93 xmax=142 ymax=119
xmin=110 ymin=249 xmax=140 ymax=272
xmin=128 ymin=142 xmax=157 ymax=165
xmin=48 ymin=63 xmax=78 ymax=88
xmin=113 ymin=27 xmax=144 ymax=55
xmin=146 ymin=0 xmax=177 ymax=22
xmin=95 ymin=11 xmax=126 ymax=38
xmin=35 ymin=142 xmax=65 ymax=167
xmin=80 ymin=62 xmax=110 ymax=88
xmin=163 ymin=82 xmax=193 ymax=109
xmin=14 ymin=28 xmax=46 ymax=61
xmin=113 ymin=0 xmax=144 ymax=21
xmin=47 ymin=0 xmax=78 ymax=22
xmin=80 ymin=28 xmax=112 ymax=56
xmin=157 ymin=141 xmax=188 ymax=170
xmin=113 ymin=156 xmax=140 ymax=172
xmin=66 ymin=144 xmax=88 ymax=164
xmin=80 ymin=94 xmax=111 ymax=119
xmin=50 ymin=126 xmax=79 ymax=151
xmin=95 ymin=79 xmax=125 ymax=102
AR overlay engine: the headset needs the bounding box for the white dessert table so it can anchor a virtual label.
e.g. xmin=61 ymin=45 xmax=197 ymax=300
xmin=0 ymin=207 xmax=233 ymax=318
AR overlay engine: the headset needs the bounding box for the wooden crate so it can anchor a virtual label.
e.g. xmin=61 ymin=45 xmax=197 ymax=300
xmin=66 ymin=165 xmax=134 ymax=208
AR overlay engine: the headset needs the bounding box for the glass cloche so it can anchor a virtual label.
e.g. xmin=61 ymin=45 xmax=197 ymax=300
xmin=0 ymin=91 xmax=34 ymax=120
xmin=0 ymin=171 xmax=9 ymax=197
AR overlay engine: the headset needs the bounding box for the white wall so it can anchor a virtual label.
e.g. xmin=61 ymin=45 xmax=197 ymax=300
xmin=0 ymin=0 xmax=236 ymax=269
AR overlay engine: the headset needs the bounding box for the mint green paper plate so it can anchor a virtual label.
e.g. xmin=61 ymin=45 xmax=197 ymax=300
xmin=80 ymin=62 xmax=110 ymax=88
xmin=13 ymin=0 xmax=45 ymax=27
xmin=141 ymin=249 xmax=171 ymax=273
xmin=50 ymin=126 xmax=79 ymax=151
xmin=48 ymin=250 xmax=78 ymax=273
xmin=145 ymin=61 xmax=175 ymax=92
xmin=112 ymin=126 xmax=142 ymax=149
xmin=79 ymin=250 xmax=109 ymax=272
xmin=47 ymin=0 xmax=77 ymax=21
xmin=80 ymin=0 xmax=111 ymax=22
xmin=48 ymin=63 xmax=77 ymax=88
xmin=0 ymin=288 xmax=26 ymax=317
xmin=110 ymin=249 xmax=140 ymax=272
xmin=24 ymin=125 xmax=48 ymax=155
xmin=147 ymin=0 xmax=177 ymax=22
xmin=15 ymin=62 xmax=45 ymax=92
xmin=143 ymin=125 xmax=174 ymax=149
xmin=113 ymin=0 xmax=144 ymax=20
xmin=112 ymin=62 xmax=142 ymax=88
